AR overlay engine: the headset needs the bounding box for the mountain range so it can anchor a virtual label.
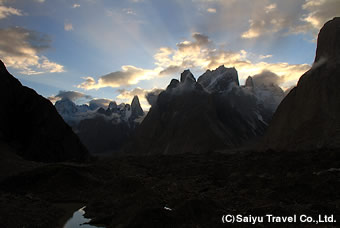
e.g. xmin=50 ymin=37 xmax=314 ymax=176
xmin=54 ymin=66 xmax=285 ymax=155
xmin=124 ymin=65 xmax=285 ymax=155
xmin=55 ymin=95 xmax=145 ymax=154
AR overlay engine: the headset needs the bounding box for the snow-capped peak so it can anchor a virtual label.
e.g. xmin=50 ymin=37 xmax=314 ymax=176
xmin=197 ymin=65 xmax=239 ymax=93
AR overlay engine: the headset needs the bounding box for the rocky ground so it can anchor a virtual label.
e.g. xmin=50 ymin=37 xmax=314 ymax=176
xmin=0 ymin=148 xmax=340 ymax=227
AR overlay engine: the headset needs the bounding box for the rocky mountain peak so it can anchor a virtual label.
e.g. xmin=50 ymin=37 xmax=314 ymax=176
xmin=108 ymin=101 xmax=118 ymax=110
xmin=197 ymin=65 xmax=239 ymax=93
xmin=245 ymin=76 xmax=254 ymax=88
xmin=167 ymin=79 xmax=180 ymax=90
xmin=315 ymin=17 xmax=340 ymax=64
xmin=131 ymin=95 xmax=144 ymax=118
xmin=180 ymin=70 xmax=196 ymax=84
xmin=124 ymin=63 xmax=272 ymax=155
xmin=55 ymin=98 xmax=78 ymax=115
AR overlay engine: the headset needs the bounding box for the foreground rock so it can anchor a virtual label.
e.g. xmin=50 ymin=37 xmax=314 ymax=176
xmin=1 ymin=149 xmax=339 ymax=227
xmin=0 ymin=60 xmax=88 ymax=162
xmin=263 ymin=17 xmax=340 ymax=151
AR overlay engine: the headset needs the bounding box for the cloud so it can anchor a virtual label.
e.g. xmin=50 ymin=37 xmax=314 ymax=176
xmin=241 ymin=0 xmax=340 ymax=39
xmin=117 ymin=87 xmax=147 ymax=99
xmin=34 ymin=0 xmax=45 ymax=2
xmin=252 ymin=70 xmax=283 ymax=86
xmin=78 ymin=76 xmax=96 ymax=89
xmin=259 ymin=54 xmax=273 ymax=59
xmin=176 ymin=33 xmax=211 ymax=52
xmin=78 ymin=65 xmax=159 ymax=90
xmin=64 ymin=23 xmax=74 ymax=31
xmin=153 ymin=33 xmax=310 ymax=88
xmin=49 ymin=90 xmax=112 ymax=110
xmin=159 ymin=65 xmax=181 ymax=76
xmin=0 ymin=27 xmax=65 ymax=75
xmin=117 ymin=87 xmax=163 ymax=110
xmin=89 ymin=98 xmax=112 ymax=109
xmin=77 ymin=33 xmax=210 ymax=90
xmin=123 ymin=8 xmax=136 ymax=15
xmin=48 ymin=90 xmax=92 ymax=103
xmin=265 ymin=3 xmax=277 ymax=13
xmin=72 ymin=4 xmax=80 ymax=8
xmin=301 ymin=0 xmax=340 ymax=30
xmin=154 ymin=33 xmax=217 ymax=74
xmin=78 ymin=32 xmax=310 ymax=91
xmin=191 ymin=0 xmax=338 ymax=40
xmin=241 ymin=20 xmax=261 ymax=39
xmin=0 ymin=5 xmax=22 ymax=19
xmin=145 ymin=88 xmax=163 ymax=107
xmin=241 ymin=2 xmax=287 ymax=39
xmin=207 ymin=8 xmax=216 ymax=13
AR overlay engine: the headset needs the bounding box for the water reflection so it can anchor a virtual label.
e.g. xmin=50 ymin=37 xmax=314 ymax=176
xmin=63 ymin=206 xmax=104 ymax=228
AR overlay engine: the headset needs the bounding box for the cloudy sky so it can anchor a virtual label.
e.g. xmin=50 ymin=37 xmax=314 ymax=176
xmin=0 ymin=0 xmax=339 ymax=109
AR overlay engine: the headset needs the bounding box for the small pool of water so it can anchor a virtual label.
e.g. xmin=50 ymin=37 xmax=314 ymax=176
xmin=63 ymin=206 xmax=104 ymax=228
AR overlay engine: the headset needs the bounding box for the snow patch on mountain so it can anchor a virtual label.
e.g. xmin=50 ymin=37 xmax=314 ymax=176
xmin=55 ymin=96 xmax=144 ymax=127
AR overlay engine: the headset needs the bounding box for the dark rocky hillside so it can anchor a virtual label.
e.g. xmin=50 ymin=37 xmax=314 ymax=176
xmin=263 ymin=17 xmax=340 ymax=151
xmin=0 ymin=60 xmax=88 ymax=162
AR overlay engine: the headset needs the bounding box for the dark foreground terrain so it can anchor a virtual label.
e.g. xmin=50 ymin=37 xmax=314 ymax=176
xmin=1 ymin=148 xmax=339 ymax=227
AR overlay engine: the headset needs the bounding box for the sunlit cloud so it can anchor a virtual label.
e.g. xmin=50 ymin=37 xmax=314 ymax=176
xmin=78 ymin=65 xmax=161 ymax=90
xmin=117 ymin=87 xmax=162 ymax=110
xmin=64 ymin=23 xmax=74 ymax=31
xmin=259 ymin=54 xmax=273 ymax=59
xmin=48 ymin=90 xmax=92 ymax=103
xmin=72 ymin=4 xmax=80 ymax=8
xmin=241 ymin=2 xmax=286 ymax=39
xmin=153 ymin=33 xmax=310 ymax=88
xmin=0 ymin=4 xmax=22 ymax=19
xmin=241 ymin=21 xmax=261 ymax=39
xmin=252 ymin=70 xmax=283 ymax=86
xmin=77 ymin=31 xmax=311 ymax=90
xmin=123 ymin=8 xmax=137 ymax=15
xmin=265 ymin=3 xmax=277 ymax=13
xmin=0 ymin=27 xmax=64 ymax=75
xmin=78 ymin=32 xmax=310 ymax=91
xmin=241 ymin=0 xmax=340 ymax=39
xmin=48 ymin=90 xmax=114 ymax=110
xmin=207 ymin=8 xmax=216 ymax=13
xmin=89 ymin=98 xmax=112 ymax=109
xmin=301 ymin=0 xmax=340 ymax=30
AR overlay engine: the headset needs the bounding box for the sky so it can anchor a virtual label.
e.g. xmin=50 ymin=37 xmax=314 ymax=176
xmin=0 ymin=0 xmax=339 ymax=110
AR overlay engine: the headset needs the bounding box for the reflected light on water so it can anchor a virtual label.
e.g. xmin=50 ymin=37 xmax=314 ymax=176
xmin=63 ymin=206 xmax=105 ymax=228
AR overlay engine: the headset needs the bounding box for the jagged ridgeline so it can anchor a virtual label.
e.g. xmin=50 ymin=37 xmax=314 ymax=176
xmin=55 ymin=95 xmax=145 ymax=154
xmin=124 ymin=65 xmax=285 ymax=155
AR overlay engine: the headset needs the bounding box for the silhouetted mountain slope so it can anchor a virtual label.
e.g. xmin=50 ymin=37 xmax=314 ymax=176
xmin=263 ymin=17 xmax=340 ymax=150
xmin=76 ymin=116 xmax=133 ymax=154
xmin=125 ymin=66 xmax=275 ymax=155
xmin=0 ymin=60 xmax=88 ymax=162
